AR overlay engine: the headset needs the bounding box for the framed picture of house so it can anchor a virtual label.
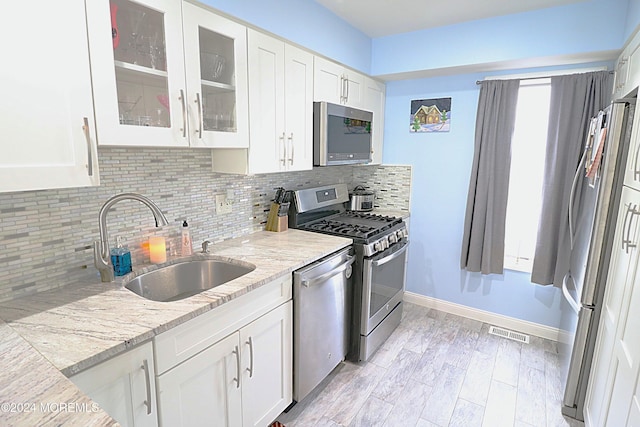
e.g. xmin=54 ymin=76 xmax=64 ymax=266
xmin=410 ymin=97 xmax=451 ymax=132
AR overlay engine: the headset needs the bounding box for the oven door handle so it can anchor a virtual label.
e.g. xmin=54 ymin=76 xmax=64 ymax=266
xmin=371 ymin=241 xmax=410 ymax=267
xmin=301 ymin=255 xmax=355 ymax=287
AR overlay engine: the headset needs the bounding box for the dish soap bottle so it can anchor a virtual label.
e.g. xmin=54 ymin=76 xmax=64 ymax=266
xmin=110 ymin=236 xmax=132 ymax=276
xmin=181 ymin=220 xmax=193 ymax=256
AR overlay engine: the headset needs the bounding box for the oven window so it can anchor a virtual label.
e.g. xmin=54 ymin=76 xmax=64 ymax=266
xmin=369 ymin=246 xmax=407 ymax=315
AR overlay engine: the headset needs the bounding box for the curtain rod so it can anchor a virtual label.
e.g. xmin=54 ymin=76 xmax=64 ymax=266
xmin=476 ymin=70 xmax=614 ymax=85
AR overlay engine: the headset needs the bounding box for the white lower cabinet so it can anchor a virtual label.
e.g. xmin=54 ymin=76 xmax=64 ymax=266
xmin=155 ymin=275 xmax=293 ymax=427
xmin=156 ymin=333 xmax=242 ymax=426
xmin=70 ymin=342 xmax=157 ymax=427
xmin=239 ymin=302 xmax=293 ymax=427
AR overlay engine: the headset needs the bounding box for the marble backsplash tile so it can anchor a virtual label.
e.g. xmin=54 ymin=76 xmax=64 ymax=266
xmin=0 ymin=147 xmax=411 ymax=302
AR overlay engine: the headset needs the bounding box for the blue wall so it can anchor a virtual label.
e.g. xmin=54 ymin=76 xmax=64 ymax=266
xmin=626 ymin=0 xmax=640 ymax=41
xmin=199 ymin=0 xmax=372 ymax=73
xmin=383 ymin=62 xmax=613 ymax=328
xmin=372 ymin=0 xmax=628 ymax=77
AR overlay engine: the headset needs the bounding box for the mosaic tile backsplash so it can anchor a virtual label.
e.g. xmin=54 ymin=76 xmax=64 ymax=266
xmin=0 ymin=147 xmax=411 ymax=302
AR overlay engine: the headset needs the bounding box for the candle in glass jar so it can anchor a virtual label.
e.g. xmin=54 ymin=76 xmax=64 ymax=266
xmin=149 ymin=236 xmax=167 ymax=264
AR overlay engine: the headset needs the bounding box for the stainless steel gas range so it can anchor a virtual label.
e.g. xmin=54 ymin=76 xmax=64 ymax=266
xmin=289 ymin=183 xmax=409 ymax=361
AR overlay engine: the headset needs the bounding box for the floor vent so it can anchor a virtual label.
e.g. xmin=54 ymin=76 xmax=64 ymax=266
xmin=488 ymin=326 xmax=530 ymax=344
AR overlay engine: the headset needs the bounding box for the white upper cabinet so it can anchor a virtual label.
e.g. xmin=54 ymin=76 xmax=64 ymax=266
xmin=87 ymin=0 xmax=188 ymax=147
xmin=212 ymin=29 xmax=313 ymax=174
xmin=0 ymin=0 xmax=99 ymax=193
xmin=86 ymin=0 xmax=248 ymax=148
xmin=284 ymin=44 xmax=315 ymax=171
xmin=314 ymin=56 xmax=364 ymax=109
xmin=247 ymin=30 xmax=313 ymax=173
xmin=364 ymin=77 xmax=386 ymax=165
xmin=182 ymin=2 xmax=249 ymax=148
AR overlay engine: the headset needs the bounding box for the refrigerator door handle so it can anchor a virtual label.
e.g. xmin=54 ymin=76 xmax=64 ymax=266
xmin=563 ymin=307 xmax=594 ymax=409
xmin=562 ymin=273 xmax=580 ymax=314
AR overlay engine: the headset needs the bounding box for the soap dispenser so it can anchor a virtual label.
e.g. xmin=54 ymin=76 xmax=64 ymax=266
xmin=110 ymin=236 xmax=132 ymax=276
xmin=181 ymin=220 xmax=193 ymax=256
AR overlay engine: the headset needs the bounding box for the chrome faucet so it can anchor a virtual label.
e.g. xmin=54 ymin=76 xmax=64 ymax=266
xmin=94 ymin=193 xmax=169 ymax=282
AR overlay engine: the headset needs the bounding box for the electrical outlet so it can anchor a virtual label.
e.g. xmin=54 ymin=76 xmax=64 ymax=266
xmin=215 ymin=194 xmax=232 ymax=214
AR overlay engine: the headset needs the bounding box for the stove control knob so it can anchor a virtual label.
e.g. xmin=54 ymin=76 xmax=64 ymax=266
xmin=373 ymin=242 xmax=382 ymax=252
xmin=389 ymin=234 xmax=397 ymax=244
xmin=381 ymin=238 xmax=389 ymax=250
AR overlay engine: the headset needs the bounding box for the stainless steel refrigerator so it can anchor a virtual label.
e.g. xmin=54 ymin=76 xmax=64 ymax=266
xmin=559 ymin=98 xmax=636 ymax=420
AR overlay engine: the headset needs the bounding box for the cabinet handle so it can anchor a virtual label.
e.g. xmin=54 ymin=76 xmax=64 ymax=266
xmin=232 ymin=346 xmax=241 ymax=388
xmin=288 ymin=133 xmax=294 ymax=165
xmin=195 ymin=92 xmax=203 ymax=139
xmin=82 ymin=117 xmax=94 ymax=177
xmin=633 ymin=140 xmax=640 ymax=181
xmin=622 ymin=203 xmax=632 ymax=251
xmin=624 ymin=204 xmax=639 ymax=253
xmin=246 ymin=337 xmax=254 ymax=378
xmin=141 ymin=359 xmax=152 ymax=415
xmin=344 ymin=75 xmax=349 ymax=102
xmin=179 ymin=89 xmax=187 ymax=138
xmin=280 ymin=132 xmax=286 ymax=165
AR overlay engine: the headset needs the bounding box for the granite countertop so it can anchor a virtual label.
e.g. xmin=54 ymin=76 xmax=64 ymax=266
xmin=0 ymin=229 xmax=351 ymax=426
xmin=371 ymin=209 xmax=410 ymax=219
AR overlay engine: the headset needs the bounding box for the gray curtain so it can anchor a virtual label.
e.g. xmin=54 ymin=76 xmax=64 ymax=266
xmin=531 ymin=71 xmax=613 ymax=286
xmin=461 ymin=79 xmax=520 ymax=274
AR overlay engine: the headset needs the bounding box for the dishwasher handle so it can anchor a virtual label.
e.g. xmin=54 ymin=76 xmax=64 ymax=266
xmin=301 ymin=255 xmax=355 ymax=287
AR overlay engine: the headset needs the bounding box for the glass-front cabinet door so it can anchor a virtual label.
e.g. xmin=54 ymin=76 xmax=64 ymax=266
xmin=87 ymin=0 xmax=188 ymax=147
xmin=182 ymin=2 xmax=249 ymax=148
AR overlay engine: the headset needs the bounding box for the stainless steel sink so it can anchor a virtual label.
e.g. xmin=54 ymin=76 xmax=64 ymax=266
xmin=124 ymin=259 xmax=256 ymax=302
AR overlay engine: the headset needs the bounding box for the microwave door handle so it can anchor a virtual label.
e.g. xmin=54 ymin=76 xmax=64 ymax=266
xmin=371 ymin=241 xmax=410 ymax=267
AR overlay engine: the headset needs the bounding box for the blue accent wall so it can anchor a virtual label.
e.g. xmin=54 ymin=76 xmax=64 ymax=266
xmin=383 ymin=62 xmax=613 ymax=328
xmin=198 ymin=0 xmax=372 ymax=73
xmin=626 ymin=0 xmax=640 ymax=41
xmin=372 ymin=0 xmax=628 ymax=77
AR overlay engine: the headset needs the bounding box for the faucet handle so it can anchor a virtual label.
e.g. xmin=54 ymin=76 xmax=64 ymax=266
xmin=201 ymin=240 xmax=212 ymax=253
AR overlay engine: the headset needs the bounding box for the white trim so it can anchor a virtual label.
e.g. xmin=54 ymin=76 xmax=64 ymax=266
xmin=403 ymin=291 xmax=561 ymax=342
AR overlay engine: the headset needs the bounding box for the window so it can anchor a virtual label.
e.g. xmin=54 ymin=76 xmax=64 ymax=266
xmin=503 ymin=79 xmax=551 ymax=272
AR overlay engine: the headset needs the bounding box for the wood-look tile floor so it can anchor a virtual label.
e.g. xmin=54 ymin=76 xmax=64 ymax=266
xmin=276 ymin=302 xmax=585 ymax=427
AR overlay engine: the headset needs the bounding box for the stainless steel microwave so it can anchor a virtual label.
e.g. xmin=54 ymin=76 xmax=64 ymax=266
xmin=313 ymin=101 xmax=373 ymax=166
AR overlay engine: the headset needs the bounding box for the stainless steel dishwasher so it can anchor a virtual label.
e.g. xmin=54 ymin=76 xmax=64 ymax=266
xmin=292 ymin=246 xmax=354 ymax=402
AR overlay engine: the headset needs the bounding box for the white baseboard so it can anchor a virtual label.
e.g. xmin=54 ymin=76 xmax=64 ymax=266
xmin=403 ymin=291 xmax=561 ymax=342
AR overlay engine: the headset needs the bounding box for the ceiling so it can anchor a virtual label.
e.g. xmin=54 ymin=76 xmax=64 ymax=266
xmin=314 ymin=0 xmax=588 ymax=38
